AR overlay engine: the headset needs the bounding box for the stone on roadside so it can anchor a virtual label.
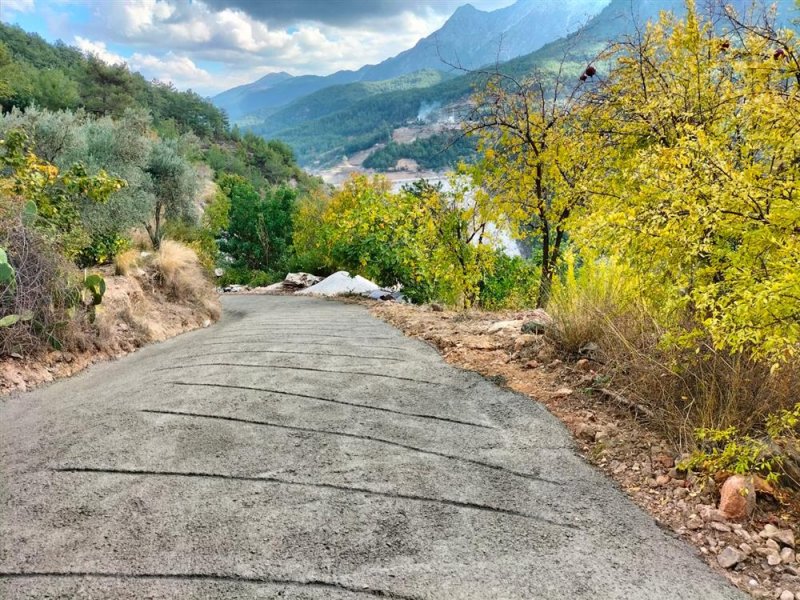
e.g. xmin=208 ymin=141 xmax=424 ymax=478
xmin=673 ymin=487 xmax=690 ymax=500
xmin=687 ymin=514 xmax=704 ymax=530
xmin=520 ymin=309 xmax=552 ymax=335
xmin=767 ymin=552 xmax=782 ymax=566
xmin=780 ymin=591 xmax=795 ymax=600
xmin=781 ymin=547 xmax=796 ymax=564
xmin=575 ymin=422 xmax=597 ymax=442
xmin=760 ymin=524 xmax=794 ymax=547
xmin=575 ymin=358 xmax=592 ymax=372
xmin=718 ymin=475 xmax=756 ymax=520
xmin=487 ymin=320 xmax=523 ymax=334
xmin=718 ymin=546 xmax=747 ymax=568
xmin=655 ymin=474 xmax=671 ymax=486
xmin=553 ymin=387 xmax=573 ymax=397
xmin=513 ymin=335 xmax=539 ymax=353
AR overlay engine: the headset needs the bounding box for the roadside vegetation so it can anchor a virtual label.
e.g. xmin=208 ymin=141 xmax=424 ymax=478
xmin=0 ymin=23 xmax=317 ymax=358
xmin=292 ymin=3 xmax=800 ymax=490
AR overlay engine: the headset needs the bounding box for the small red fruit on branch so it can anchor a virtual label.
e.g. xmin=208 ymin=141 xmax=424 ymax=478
xmin=585 ymin=65 xmax=597 ymax=77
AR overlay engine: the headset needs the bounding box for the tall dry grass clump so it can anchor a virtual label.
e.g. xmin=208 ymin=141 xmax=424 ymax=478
xmin=113 ymin=248 xmax=140 ymax=276
xmin=153 ymin=240 xmax=220 ymax=320
xmin=547 ymin=255 xmax=799 ymax=451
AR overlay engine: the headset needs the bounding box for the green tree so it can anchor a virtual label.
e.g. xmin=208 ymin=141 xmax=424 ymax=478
xmin=220 ymin=174 xmax=296 ymax=272
xmin=33 ymin=69 xmax=79 ymax=111
xmin=144 ymin=139 xmax=199 ymax=249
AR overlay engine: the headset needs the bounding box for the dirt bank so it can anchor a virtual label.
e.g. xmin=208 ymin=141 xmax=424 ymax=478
xmin=369 ymin=301 xmax=800 ymax=600
xmin=1 ymin=247 xmax=220 ymax=396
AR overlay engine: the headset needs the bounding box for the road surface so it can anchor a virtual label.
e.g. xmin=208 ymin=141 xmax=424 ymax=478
xmin=0 ymin=295 xmax=746 ymax=599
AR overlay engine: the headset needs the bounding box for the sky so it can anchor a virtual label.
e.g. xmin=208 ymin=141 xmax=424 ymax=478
xmin=0 ymin=0 xmax=515 ymax=96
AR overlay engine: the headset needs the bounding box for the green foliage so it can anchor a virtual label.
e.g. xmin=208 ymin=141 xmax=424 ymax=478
xmin=219 ymin=174 xmax=297 ymax=273
xmin=144 ymin=139 xmax=199 ymax=248
xmin=362 ymin=133 xmax=476 ymax=171
xmin=479 ymin=254 xmax=540 ymax=310
xmin=0 ymin=246 xmax=29 ymax=328
xmin=0 ymin=129 xmax=126 ymax=259
xmin=83 ymin=273 xmax=106 ymax=306
xmin=293 ymin=175 xmax=499 ymax=306
xmin=76 ymin=232 xmax=131 ymax=267
xmin=577 ymin=3 xmax=800 ymax=362
xmin=680 ymin=406 xmax=800 ymax=488
xmin=0 ymin=24 xmax=228 ymax=137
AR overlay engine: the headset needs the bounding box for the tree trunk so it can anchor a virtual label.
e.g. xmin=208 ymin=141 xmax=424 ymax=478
xmin=146 ymin=202 xmax=164 ymax=250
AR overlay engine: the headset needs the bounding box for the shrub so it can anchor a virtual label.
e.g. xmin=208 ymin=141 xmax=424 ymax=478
xmin=247 ymin=270 xmax=275 ymax=287
xmin=0 ymin=219 xmax=92 ymax=355
xmin=479 ymin=253 xmax=539 ymax=310
xmin=547 ymin=253 xmax=641 ymax=355
xmin=682 ymin=403 xmax=800 ymax=489
xmin=76 ymin=232 xmax=131 ymax=267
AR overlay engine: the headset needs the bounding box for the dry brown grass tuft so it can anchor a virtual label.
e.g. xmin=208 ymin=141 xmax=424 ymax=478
xmin=546 ymin=258 xmax=798 ymax=450
xmin=153 ymin=240 xmax=220 ymax=319
xmin=129 ymin=228 xmax=153 ymax=251
xmin=113 ymin=249 xmax=140 ymax=276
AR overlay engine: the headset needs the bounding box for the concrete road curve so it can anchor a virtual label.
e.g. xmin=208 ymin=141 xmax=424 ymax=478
xmin=0 ymin=295 xmax=746 ymax=599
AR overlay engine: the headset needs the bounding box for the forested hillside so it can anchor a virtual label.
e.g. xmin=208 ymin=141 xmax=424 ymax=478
xmin=0 ymin=23 xmax=317 ymax=356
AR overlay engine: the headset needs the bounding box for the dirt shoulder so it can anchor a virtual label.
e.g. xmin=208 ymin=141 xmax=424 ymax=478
xmin=369 ymin=301 xmax=800 ymax=600
xmin=1 ymin=263 xmax=220 ymax=396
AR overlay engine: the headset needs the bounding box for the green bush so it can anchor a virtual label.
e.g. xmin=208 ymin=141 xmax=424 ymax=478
xmin=479 ymin=253 xmax=539 ymax=309
xmin=76 ymin=232 xmax=131 ymax=267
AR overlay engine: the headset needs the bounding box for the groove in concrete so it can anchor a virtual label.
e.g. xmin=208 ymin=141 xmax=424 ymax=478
xmin=0 ymin=571 xmax=419 ymax=599
xmin=141 ymin=408 xmax=559 ymax=484
xmin=52 ymin=467 xmax=572 ymax=527
xmin=166 ymin=381 xmax=496 ymax=430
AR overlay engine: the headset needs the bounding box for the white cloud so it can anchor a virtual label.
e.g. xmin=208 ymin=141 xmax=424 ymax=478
xmin=1 ymin=0 xmax=35 ymax=14
xmin=129 ymin=51 xmax=212 ymax=88
xmin=61 ymin=0 xmax=513 ymax=94
xmin=80 ymin=1 xmax=452 ymax=83
xmin=74 ymin=36 xmax=126 ymax=65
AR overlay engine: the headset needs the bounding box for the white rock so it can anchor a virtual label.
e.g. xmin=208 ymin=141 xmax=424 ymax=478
xmin=780 ymin=591 xmax=795 ymax=600
xmin=718 ymin=546 xmax=747 ymax=568
xmin=767 ymin=552 xmax=782 ymax=566
xmin=296 ymin=271 xmax=380 ymax=297
xmin=781 ymin=547 xmax=796 ymax=564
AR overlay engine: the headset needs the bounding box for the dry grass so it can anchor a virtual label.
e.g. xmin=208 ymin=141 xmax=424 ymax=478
xmin=546 ymin=257 xmax=799 ymax=450
xmin=129 ymin=228 xmax=153 ymax=251
xmin=113 ymin=249 xmax=140 ymax=276
xmin=154 ymin=240 xmax=220 ymax=320
xmin=0 ymin=220 xmax=93 ymax=356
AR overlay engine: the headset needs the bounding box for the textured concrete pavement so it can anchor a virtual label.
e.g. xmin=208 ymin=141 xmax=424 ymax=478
xmin=0 ymin=295 xmax=746 ymax=599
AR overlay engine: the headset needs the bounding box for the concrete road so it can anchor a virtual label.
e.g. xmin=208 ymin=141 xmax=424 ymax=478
xmin=1 ymin=296 xmax=745 ymax=599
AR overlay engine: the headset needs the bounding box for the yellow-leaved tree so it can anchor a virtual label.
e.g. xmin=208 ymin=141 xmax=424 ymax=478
xmin=579 ymin=1 xmax=800 ymax=362
xmin=467 ymin=66 xmax=599 ymax=307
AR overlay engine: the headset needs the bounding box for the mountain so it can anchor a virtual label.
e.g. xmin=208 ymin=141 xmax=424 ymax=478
xmin=246 ymin=69 xmax=455 ymax=133
xmin=212 ymin=0 xmax=609 ymax=121
xmin=249 ymin=0 xmax=798 ymax=167
xmin=211 ymin=71 xmax=293 ymax=119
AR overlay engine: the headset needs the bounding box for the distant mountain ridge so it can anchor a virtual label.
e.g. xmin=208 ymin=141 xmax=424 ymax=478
xmin=243 ymin=0 xmax=798 ymax=167
xmin=212 ymin=0 xmax=610 ymax=121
